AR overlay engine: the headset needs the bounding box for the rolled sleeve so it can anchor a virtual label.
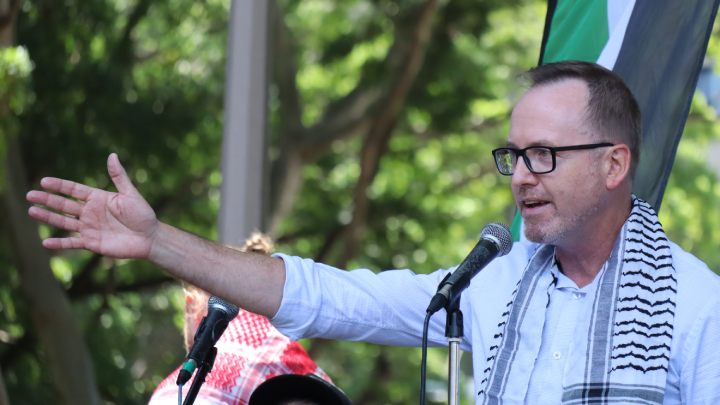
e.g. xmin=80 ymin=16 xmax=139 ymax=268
xmin=269 ymin=253 xmax=460 ymax=347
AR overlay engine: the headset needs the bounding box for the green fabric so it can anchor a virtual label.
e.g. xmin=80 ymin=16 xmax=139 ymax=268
xmin=510 ymin=210 xmax=523 ymax=242
xmin=542 ymin=0 xmax=609 ymax=64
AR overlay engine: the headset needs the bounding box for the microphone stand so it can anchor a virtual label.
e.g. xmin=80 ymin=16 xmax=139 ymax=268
xmin=445 ymin=293 xmax=463 ymax=405
xmin=183 ymin=346 xmax=218 ymax=405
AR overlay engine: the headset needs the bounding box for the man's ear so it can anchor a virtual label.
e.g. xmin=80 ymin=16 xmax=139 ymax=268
xmin=605 ymin=144 xmax=631 ymax=190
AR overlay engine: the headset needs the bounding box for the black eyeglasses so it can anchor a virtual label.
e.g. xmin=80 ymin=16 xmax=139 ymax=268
xmin=492 ymin=143 xmax=614 ymax=175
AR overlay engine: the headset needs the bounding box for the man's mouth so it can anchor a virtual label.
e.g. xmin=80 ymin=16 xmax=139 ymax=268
xmin=522 ymin=200 xmax=550 ymax=210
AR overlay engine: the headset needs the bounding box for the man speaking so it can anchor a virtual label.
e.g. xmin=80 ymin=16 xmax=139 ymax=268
xmin=26 ymin=61 xmax=720 ymax=404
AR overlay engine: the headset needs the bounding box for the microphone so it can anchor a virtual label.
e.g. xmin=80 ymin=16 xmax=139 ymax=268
xmin=177 ymin=296 xmax=239 ymax=385
xmin=426 ymin=223 xmax=513 ymax=314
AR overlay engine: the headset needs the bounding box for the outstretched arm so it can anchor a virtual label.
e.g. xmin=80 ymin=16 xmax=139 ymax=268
xmin=26 ymin=154 xmax=285 ymax=317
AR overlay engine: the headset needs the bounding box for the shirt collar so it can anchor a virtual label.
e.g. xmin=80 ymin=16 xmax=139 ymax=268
xmin=550 ymin=252 xmax=608 ymax=293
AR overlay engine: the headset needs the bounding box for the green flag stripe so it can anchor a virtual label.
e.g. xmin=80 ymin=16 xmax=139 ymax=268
xmin=542 ymin=0 xmax=610 ymax=64
xmin=510 ymin=210 xmax=522 ymax=242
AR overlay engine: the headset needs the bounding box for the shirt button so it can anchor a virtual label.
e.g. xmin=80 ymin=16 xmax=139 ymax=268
xmin=553 ymin=351 xmax=561 ymax=360
xmin=573 ymin=293 xmax=582 ymax=300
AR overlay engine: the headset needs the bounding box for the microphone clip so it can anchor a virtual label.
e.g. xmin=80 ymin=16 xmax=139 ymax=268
xmin=426 ymin=272 xmax=453 ymax=315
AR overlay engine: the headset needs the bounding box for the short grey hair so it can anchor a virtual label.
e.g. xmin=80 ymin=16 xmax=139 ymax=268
xmin=523 ymin=60 xmax=642 ymax=179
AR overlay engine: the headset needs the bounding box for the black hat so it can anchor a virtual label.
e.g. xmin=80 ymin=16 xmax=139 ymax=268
xmin=248 ymin=373 xmax=352 ymax=405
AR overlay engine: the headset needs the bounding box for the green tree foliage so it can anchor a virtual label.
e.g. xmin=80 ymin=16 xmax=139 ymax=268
xmin=657 ymin=13 xmax=720 ymax=272
xmin=0 ymin=0 xmax=718 ymax=404
xmin=0 ymin=46 xmax=33 ymax=192
xmin=3 ymin=0 xmax=230 ymax=403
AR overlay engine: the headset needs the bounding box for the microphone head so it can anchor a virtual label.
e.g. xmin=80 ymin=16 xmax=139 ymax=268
xmin=208 ymin=296 xmax=240 ymax=319
xmin=480 ymin=222 xmax=513 ymax=257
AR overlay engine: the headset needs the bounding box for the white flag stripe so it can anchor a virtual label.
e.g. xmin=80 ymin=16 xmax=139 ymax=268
xmin=597 ymin=0 xmax=636 ymax=70
xmin=607 ymin=0 xmax=633 ymax=35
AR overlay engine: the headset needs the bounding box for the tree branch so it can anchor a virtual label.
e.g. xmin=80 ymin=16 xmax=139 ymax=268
xmin=301 ymin=88 xmax=381 ymax=156
xmin=272 ymin=4 xmax=304 ymax=141
xmin=112 ymin=0 xmax=152 ymax=65
xmin=269 ymin=1 xmax=442 ymax=234
xmin=67 ymin=275 xmax=175 ymax=300
xmin=314 ymin=225 xmax=345 ymax=264
xmin=0 ymin=0 xmax=17 ymax=26
xmin=339 ymin=0 xmax=441 ymax=269
xmin=0 ymin=0 xmax=18 ymax=47
xmin=1 ymin=135 xmax=101 ymax=405
xmin=64 ymin=253 xmax=102 ymax=298
xmin=268 ymin=1 xmax=306 ymax=233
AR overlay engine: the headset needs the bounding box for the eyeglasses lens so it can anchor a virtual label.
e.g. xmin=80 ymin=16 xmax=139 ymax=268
xmin=525 ymin=147 xmax=553 ymax=173
xmin=495 ymin=150 xmax=515 ymax=175
xmin=495 ymin=147 xmax=554 ymax=175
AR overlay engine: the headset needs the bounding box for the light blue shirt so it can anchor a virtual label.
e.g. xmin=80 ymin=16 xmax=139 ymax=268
xmin=270 ymin=241 xmax=720 ymax=404
xmin=526 ymin=260 xmax=606 ymax=404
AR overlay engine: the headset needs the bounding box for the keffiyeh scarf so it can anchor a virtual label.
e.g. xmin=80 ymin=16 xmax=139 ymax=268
xmin=480 ymin=197 xmax=676 ymax=405
xmin=148 ymin=311 xmax=329 ymax=405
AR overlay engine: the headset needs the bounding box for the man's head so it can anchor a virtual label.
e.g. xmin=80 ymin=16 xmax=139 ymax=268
xmin=507 ymin=61 xmax=640 ymax=245
xmin=249 ymin=374 xmax=353 ymax=405
xmin=523 ymin=60 xmax=642 ymax=176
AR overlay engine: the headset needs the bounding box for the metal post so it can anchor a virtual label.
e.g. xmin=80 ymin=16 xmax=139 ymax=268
xmin=218 ymin=0 xmax=271 ymax=245
xmin=448 ymin=338 xmax=462 ymax=405
xmin=445 ymin=297 xmax=464 ymax=405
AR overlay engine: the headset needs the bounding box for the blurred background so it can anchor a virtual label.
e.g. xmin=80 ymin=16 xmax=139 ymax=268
xmin=0 ymin=0 xmax=719 ymax=404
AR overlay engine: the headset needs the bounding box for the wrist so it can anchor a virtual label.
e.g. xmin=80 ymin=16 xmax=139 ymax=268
xmin=147 ymin=221 xmax=173 ymax=265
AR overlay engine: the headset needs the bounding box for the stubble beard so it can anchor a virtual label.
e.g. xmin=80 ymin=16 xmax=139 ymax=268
xmin=523 ymin=204 xmax=584 ymax=244
xmin=521 ymin=192 xmax=603 ymax=245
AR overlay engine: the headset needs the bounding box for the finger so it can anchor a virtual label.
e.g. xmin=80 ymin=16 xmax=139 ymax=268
xmin=107 ymin=153 xmax=138 ymax=196
xmin=27 ymin=190 xmax=84 ymax=216
xmin=40 ymin=177 xmax=95 ymax=202
xmin=43 ymin=237 xmax=85 ymax=250
xmin=28 ymin=206 xmax=80 ymax=232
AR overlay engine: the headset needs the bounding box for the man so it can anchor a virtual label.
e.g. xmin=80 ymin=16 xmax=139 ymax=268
xmin=26 ymin=61 xmax=720 ymax=404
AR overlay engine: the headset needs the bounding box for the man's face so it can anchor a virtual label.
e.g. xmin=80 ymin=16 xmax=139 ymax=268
xmin=507 ymin=79 xmax=607 ymax=245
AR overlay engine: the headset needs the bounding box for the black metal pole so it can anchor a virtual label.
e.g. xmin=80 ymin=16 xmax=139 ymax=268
xmin=183 ymin=346 xmax=218 ymax=405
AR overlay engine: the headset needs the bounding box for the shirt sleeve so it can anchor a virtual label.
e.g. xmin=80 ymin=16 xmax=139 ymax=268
xmin=269 ymin=253 xmax=471 ymax=349
xmin=678 ymin=294 xmax=720 ymax=404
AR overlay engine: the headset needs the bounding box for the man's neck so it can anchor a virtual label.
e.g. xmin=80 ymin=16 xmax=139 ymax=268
xmin=554 ymin=194 xmax=632 ymax=288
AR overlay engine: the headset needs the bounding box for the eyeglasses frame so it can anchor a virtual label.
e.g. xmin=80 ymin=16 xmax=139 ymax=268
xmin=491 ymin=142 xmax=615 ymax=175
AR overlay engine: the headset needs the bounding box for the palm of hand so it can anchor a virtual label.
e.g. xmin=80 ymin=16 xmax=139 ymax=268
xmin=79 ymin=188 xmax=158 ymax=259
xmin=27 ymin=154 xmax=160 ymax=260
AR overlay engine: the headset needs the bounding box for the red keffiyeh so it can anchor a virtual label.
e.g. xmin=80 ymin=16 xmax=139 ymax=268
xmin=148 ymin=310 xmax=330 ymax=405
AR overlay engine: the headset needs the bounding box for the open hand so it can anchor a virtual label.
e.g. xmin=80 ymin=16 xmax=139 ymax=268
xmin=26 ymin=153 xmax=159 ymax=259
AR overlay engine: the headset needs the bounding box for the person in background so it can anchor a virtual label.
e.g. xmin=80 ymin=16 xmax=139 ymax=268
xmin=248 ymin=373 xmax=352 ymax=405
xmin=147 ymin=233 xmax=333 ymax=405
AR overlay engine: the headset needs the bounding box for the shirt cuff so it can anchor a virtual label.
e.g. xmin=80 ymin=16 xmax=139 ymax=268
xmin=268 ymin=253 xmax=320 ymax=341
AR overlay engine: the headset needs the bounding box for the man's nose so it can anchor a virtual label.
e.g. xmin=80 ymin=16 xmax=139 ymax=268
xmin=511 ymin=157 xmax=539 ymax=187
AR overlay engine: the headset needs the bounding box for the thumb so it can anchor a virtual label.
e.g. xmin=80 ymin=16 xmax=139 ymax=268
xmin=107 ymin=153 xmax=138 ymax=195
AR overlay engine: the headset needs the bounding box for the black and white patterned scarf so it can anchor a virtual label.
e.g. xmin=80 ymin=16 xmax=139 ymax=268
xmin=480 ymin=197 xmax=676 ymax=405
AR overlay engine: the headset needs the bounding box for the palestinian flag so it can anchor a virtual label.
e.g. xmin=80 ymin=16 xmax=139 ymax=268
xmin=511 ymin=0 xmax=720 ymax=241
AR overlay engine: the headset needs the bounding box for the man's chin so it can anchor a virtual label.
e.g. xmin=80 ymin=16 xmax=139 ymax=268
xmin=524 ymin=229 xmax=548 ymax=244
xmin=523 ymin=222 xmax=559 ymax=244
